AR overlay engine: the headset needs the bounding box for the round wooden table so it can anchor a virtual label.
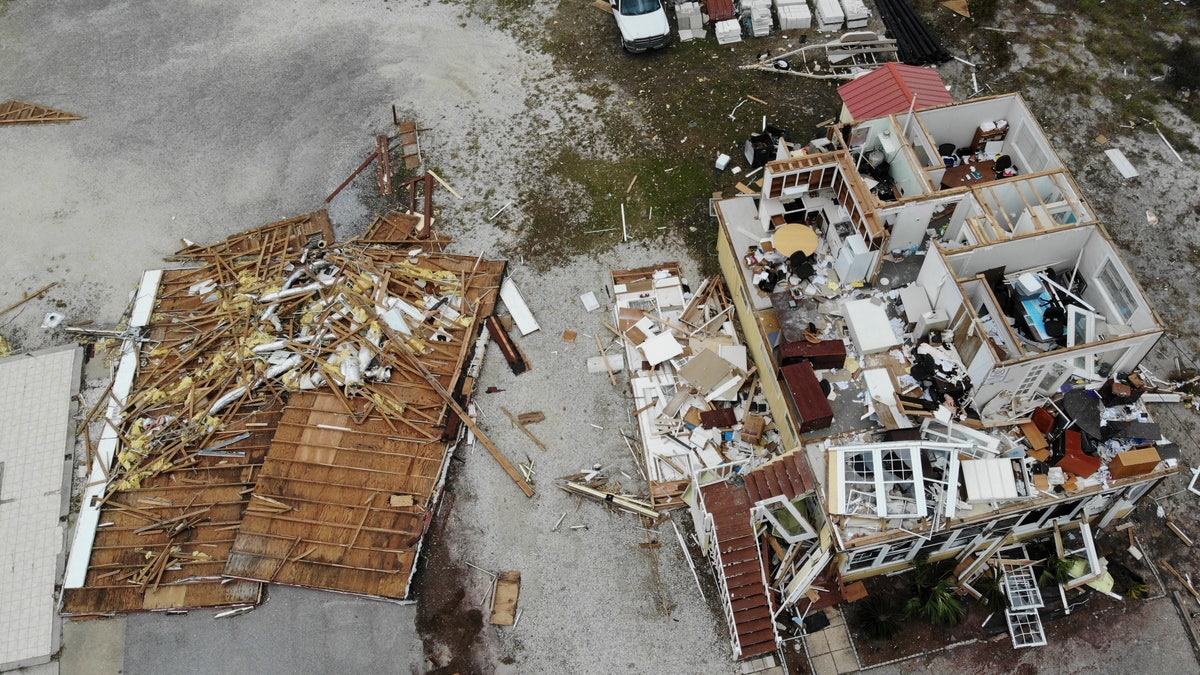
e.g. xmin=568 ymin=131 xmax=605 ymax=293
xmin=772 ymin=223 xmax=818 ymax=257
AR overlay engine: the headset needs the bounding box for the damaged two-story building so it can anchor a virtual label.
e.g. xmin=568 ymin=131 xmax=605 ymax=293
xmin=690 ymin=92 xmax=1179 ymax=658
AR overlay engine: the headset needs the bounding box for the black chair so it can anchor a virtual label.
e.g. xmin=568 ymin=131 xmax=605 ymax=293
xmin=939 ymin=142 xmax=959 ymax=167
xmin=993 ymin=154 xmax=1014 ymax=178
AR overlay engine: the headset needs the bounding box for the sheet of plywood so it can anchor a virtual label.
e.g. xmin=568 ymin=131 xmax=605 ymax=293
xmin=490 ymin=571 xmax=522 ymax=626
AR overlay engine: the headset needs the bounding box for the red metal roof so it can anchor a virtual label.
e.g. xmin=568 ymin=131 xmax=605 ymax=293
xmin=707 ymin=0 xmax=735 ymax=21
xmin=837 ymin=62 xmax=954 ymax=121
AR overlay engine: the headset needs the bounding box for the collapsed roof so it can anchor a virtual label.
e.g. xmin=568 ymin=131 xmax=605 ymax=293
xmin=63 ymin=210 xmax=505 ymax=613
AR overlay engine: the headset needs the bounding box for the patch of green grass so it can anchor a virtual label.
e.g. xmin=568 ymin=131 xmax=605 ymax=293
xmin=509 ymin=146 xmax=714 ymax=269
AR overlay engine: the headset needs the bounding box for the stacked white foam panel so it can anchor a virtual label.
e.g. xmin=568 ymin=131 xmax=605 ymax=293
xmin=839 ymin=0 xmax=870 ymax=28
xmin=677 ymin=2 xmax=706 ymax=41
xmin=813 ymin=0 xmax=844 ymax=31
xmin=774 ymin=0 xmax=811 ymax=30
xmin=715 ymin=18 xmax=742 ymax=44
xmin=749 ymin=0 xmax=773 ymax=37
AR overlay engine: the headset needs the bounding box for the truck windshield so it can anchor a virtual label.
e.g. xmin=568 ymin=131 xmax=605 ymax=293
xmin=620 ymin=0 xmax=661 ymax=16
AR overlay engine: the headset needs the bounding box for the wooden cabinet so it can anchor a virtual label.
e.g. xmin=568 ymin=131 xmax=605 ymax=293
xmin=777 ymin=340 xmax=847 ymax=370
xmin=780 ymin=361 xmax=834 ymax=432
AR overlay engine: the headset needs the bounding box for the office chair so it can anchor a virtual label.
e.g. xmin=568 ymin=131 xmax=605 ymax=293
xmin=993 ymin=154 xmax=1015 ymax=178
xmin=939 ymin=142 xmax=959 ymax=167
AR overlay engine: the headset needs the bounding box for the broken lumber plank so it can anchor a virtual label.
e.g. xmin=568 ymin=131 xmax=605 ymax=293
xmin=595 ymin=333 xmax=617 ymax=386
xmin=376 ymin=134 xmax=392 ymax=195
xmin=0 ymin=99 xmax=83 ymax=125
xmin=516 ymin=411 xmax=545 ymax=425
xmin=428 ymin=170 xmax=463 ymax=199
xmin=487 ymin=315 xmax=529 ymax=375
xmin=559 ymin=481 xmax=660 ymax=519
xmin=501 ymin=406 xmax=548 ymax=451
xmin=325 ymin=149 xmax=380 ymax=203
xmin=1164 ymin=561 xmax=1200 ymax=604
xmin=0 ymin=281 xmax=58 ymax=317
xmin=490 ymin=571 xmax=521 ymax=625
xmin=1167 ymin=515 xmax=1194 ymax=547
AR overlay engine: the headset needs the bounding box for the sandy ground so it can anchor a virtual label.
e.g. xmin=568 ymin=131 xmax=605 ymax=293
xmin=1 ymin=1 xmax=725 ymax=673
xmin=0 ymin=0 xmax=612 ymax=346
xmin=430 ymin=250 xmax=735 ymax=672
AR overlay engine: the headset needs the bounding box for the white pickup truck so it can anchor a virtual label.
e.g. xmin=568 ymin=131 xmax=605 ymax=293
xmin=610 ymin=0 xmax=670 ymax=53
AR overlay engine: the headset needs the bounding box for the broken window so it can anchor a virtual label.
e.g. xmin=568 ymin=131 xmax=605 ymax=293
xmin=1097 ymin=259 xmax=1137 ymax=322
xmin=759 ymin=496 xmax=818 ymax=544
xmin=845 ymin=544 xmax=886 ymax=571
xmin=829 ymin=442 xmax=966 ymax=524
xmin=1054 ymin=519 xmax=1104 ymax=591
xmin=936 ymin=523 xmax=988 ymax=558
xmin=1066 ymin=305 xmax=1098 ymax=377
xmin=839 ymin=446 xmax=924 ymax=519
xmin=921 ymin=419 xmax=1000 ymax=458
xmin=1006 ymin=607 xmax=1047 ymax=648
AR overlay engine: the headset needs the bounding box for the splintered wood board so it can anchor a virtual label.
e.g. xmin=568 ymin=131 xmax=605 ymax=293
xmin=490 ymin=571 xmax=522 ymax=626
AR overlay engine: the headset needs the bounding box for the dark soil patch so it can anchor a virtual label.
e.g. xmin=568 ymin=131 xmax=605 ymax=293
xmin=852 ymin=569 xmax=993 ymax=668
xmin=412 ymin=474 xmax=487 ymax=674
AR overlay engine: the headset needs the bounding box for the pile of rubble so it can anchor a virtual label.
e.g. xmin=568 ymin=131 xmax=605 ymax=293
xmin=62 ymin=209 xmax=516 ymax=613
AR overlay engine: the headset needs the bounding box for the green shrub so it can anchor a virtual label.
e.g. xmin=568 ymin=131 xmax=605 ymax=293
xmin=1167 ymin=42 xmax=1200 ymax=93
xmin=1039 ymin=554 xmax=1079 ymax=587
xmin=976 ymin=570 xmax=1010 ymax=610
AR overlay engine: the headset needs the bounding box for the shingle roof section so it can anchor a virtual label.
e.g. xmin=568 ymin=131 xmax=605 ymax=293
xmin=837 ymin=62 xmax=953 ymax=121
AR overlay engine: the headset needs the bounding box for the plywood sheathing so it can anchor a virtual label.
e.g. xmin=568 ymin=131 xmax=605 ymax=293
xmin=223 ymin=392 xmax=438 ymax=598
xmin=64 ymin=210 xmax=506 ymax=612
xmin=227 ymin=249 xmax=505 ymax=600
xmin=0 ymin=99 xmax=83 ymax=125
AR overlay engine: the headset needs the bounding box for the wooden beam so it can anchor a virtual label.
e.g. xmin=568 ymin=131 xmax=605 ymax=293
xmin=0 ymin=281 xmax=58 ymax=317
xmin=384 ymin=325 xmax=534 ymax=497
xmin=325 ymin=150 xmax=379 ymax=204
xmin=595 ymin=333 xmax=617 ymax=387
xmin=340 ymin=492 xmax=378 ymax=560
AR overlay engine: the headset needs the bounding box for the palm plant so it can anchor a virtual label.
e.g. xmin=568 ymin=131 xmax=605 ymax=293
xmin=1039 ymin=554 xmax=1078 ymax=587
xmin=1126 ymin=582 xmax=1151 ymax=600
xmin=976 ymin=570 xmax=1010 ymax=610
xmin=852 ymin=594 xmax=905 ymax=641
xmin=905 ymin=578 xmax=967 ymax=627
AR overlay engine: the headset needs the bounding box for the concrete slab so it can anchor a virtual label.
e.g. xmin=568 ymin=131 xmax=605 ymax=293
xmin=0 ymin=346 xmax=81 ymax=671
xmin=123 ymin=586 xmax=420 ymax=675
xmin=5 ymin=662 xmax=57 ymax=675
xmin=59 ymin=618 xmax=124 ymax=675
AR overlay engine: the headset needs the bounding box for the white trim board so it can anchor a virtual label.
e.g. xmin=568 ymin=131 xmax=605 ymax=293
xmin=499 ymin=278 xmax=540 ymax=336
